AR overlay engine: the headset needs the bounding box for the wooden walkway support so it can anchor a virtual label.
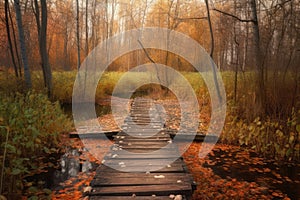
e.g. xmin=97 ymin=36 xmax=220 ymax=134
xmin=88 ymin=98 xmax=196 ymax=199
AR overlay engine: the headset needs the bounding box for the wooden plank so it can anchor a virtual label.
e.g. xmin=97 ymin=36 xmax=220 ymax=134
xmin=105 ymin=154 xmax=180 ymax=160
xmin=95 ymin=170 xmax=191 ymax=180
xmin=123 ymin=127 xmax=163 ymax=130
xmin=116 ymin=132 xmax=169 ymax=137
xmin=126 ymin=121 xmax=163 ymax=124
xmin=89 ymin=184 xmax=192 ymax=196
xmin=169 ymin=132 xmax=219 ymax=142
xmin=122 ymin=130 xmax=163 ymax=133
xmin=114 ymin=135 xmax=168 ymax=139
xmin=90 ymin=196 xmax=184 ymax=200
xmin=69 ymin=130 xmax=120 ymax=138
xmin=124 ymin=124 xmax=163 ymax=128
xmin=114 ymin=141 xmax=171 ymax=146
xmin=105 ymin=152 xmax=180 ymax=159
xmin=96 ymin=163 xmax=184 ymax=173
xmin=107 ymin=148 xmax=180 ymax=155
xmin=97 ymin=164 xmax=185 ymax=172
xmin=102 ymin=159 xmax=181 ymax=167
xmin=91 ymin=176 xmax=192 ymax=186
xmin=127 ymin=116 xmax=152 ymax=119
xmin=110 ymin=149 xmax=173 ymax=154
xmin=96 ymin=161 xmax=185 ymax=173
xmin=112 ymin=146 xmax=174 ymax=150
xmin=114 ymin=137 xmax=171 ymax=142
xmin=110 ymin=148 xmax=177 ymax=153
xmin=115 ymin=133 xmax=169 ymax=138
xmin=118 ymin=132 xmax=166 ymax=136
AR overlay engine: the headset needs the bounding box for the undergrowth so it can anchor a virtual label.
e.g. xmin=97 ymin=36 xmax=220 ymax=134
xmin=222 ymin=107 xmax=300 ymax=162
xmin=0 ymin=70 xmax=298 ymax=163
xmin=0 ymin=92 xmax=72 ymax=198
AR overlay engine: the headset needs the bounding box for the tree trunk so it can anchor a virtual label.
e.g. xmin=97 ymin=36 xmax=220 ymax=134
xmin=5 ymin=0 xmax=18 ymax=77
xmin=33 ymin=0 xmax=53 ymax=97
xmin=109 ymin=0 xmax=115 ymax=37
xmin=40 ymin=0 xmax=52 ymax=97
xmin=8 ymin=3 xmax=22 ymax=76
xmin=250 ymin=0 xmax=265 ymax=116
xmin=76 ymin=0 xmax=81 ymax=70
xmin=63 ymin=26 xmax=70 ymax=70
xmin=14 ymin=0 xmax=32 ymax=89
xmin=205 ymin=0 xmax=214 ymax=58
xmin=205 ymin=0 xmax=222 ymax=104
xmin=242 ymin=23 xmax=249 ymax=71
xmin=85 ymin=0 xmax=89 ymax=56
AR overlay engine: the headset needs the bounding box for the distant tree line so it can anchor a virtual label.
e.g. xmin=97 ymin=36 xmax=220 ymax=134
xmin=0 ymin=0 xmax=298 ymax=117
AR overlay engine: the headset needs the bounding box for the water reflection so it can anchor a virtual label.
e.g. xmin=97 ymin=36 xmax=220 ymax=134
xmin=53 ymin=148 xmax=95 ymax=186
xmin=25 ymin=148 xmax=98 ymax=190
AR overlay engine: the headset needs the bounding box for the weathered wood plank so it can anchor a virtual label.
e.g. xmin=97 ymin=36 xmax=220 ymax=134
xmin=88 ymin=98 xmax=195 ymax=199
xmin=90 ymin=196 xmax=185 ymax=200
xmin=114 ymin=141 xmax=171 ymax=146
xmin=102 ymin=159 xmax=182 ymax=167
xmin=105 ymin=152 xmax=180 ymax=159
xmin=112 ymin=145 xmax=174 ymax=150
xmin=108 ymin=148 xmax=179 ymax=154
xmin=125 ymin=121 xmax=163 ymax=124
xmin=110 ymin=148 xmax=178 ymax=154
xmin=113 ymin=137 xmax=171 ymax=142
xmin=116 ymin=132 xmax=169 ymax=138
xmin=89 ymin=184 xmax=192 ymax=196
xmin=94 ymin=172 xmax=192 ymax=179
xmin=96 ymin=164 xmax=185 ymax=173
xmin=91 ymin=176 xmax=192 ymax=186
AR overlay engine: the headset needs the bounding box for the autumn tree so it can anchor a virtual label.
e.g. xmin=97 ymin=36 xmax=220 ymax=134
xmin=5 ymin=0 xmax=18 ymax=77
xmin=14 ymin=0 xmax=32 ymax=89
xmin=33 ymin=0 xmax=53 ymax=97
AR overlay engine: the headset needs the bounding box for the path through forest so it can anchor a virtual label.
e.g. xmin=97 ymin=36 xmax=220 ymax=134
xmin=23 ymin=99 xmax=299 ymax=200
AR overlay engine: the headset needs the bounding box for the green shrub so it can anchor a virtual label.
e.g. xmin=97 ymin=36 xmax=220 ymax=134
xmin=0 ymin=92 xmax=72 ymax=195
xmin=52 ymin=71 xmax=76 ymax=103
xmin=222 ymin=108 xmax=300 ymax=162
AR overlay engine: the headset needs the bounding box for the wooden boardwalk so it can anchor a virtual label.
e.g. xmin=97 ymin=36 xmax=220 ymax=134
xmin=88 ymin=98 xmax=196 ymax=199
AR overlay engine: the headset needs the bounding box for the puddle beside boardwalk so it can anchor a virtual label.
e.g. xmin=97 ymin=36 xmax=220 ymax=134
xmin=23 ymin=138 xmax=111 ymax=199
xmin=24 ymin=102 xmax=113 ymax=196
xmin=25 ymin=147 xmax=98 ymax=191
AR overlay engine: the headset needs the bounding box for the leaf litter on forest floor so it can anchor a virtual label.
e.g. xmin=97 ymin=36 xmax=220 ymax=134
xmin=25 ymin=99 xmax=299 ymax=199
xmin=179 ymin=142 xmax=299 ymax=200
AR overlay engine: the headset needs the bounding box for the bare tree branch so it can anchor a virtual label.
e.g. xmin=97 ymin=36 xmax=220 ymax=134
xmin=205 ymin=0 xmax=214 ymax=57
xmin=166 ymin=11 xmax=207 ymax=21
xmin=169 ymin=15 xmax=207 ymax=21
xmin=275 ymin=0 xmax=292 ymax=9
xmin=258 ymin=0 xmax=292 ymax=12
xmin=177 ymin=16 xmax=207 ymax=21
xmin=137 ymin=39 xmax=156 ymax=64
xmin=137 ymin=39 xmax=162 ymax=84
xmin=212 ymin=8 xmax=257 ymax=24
